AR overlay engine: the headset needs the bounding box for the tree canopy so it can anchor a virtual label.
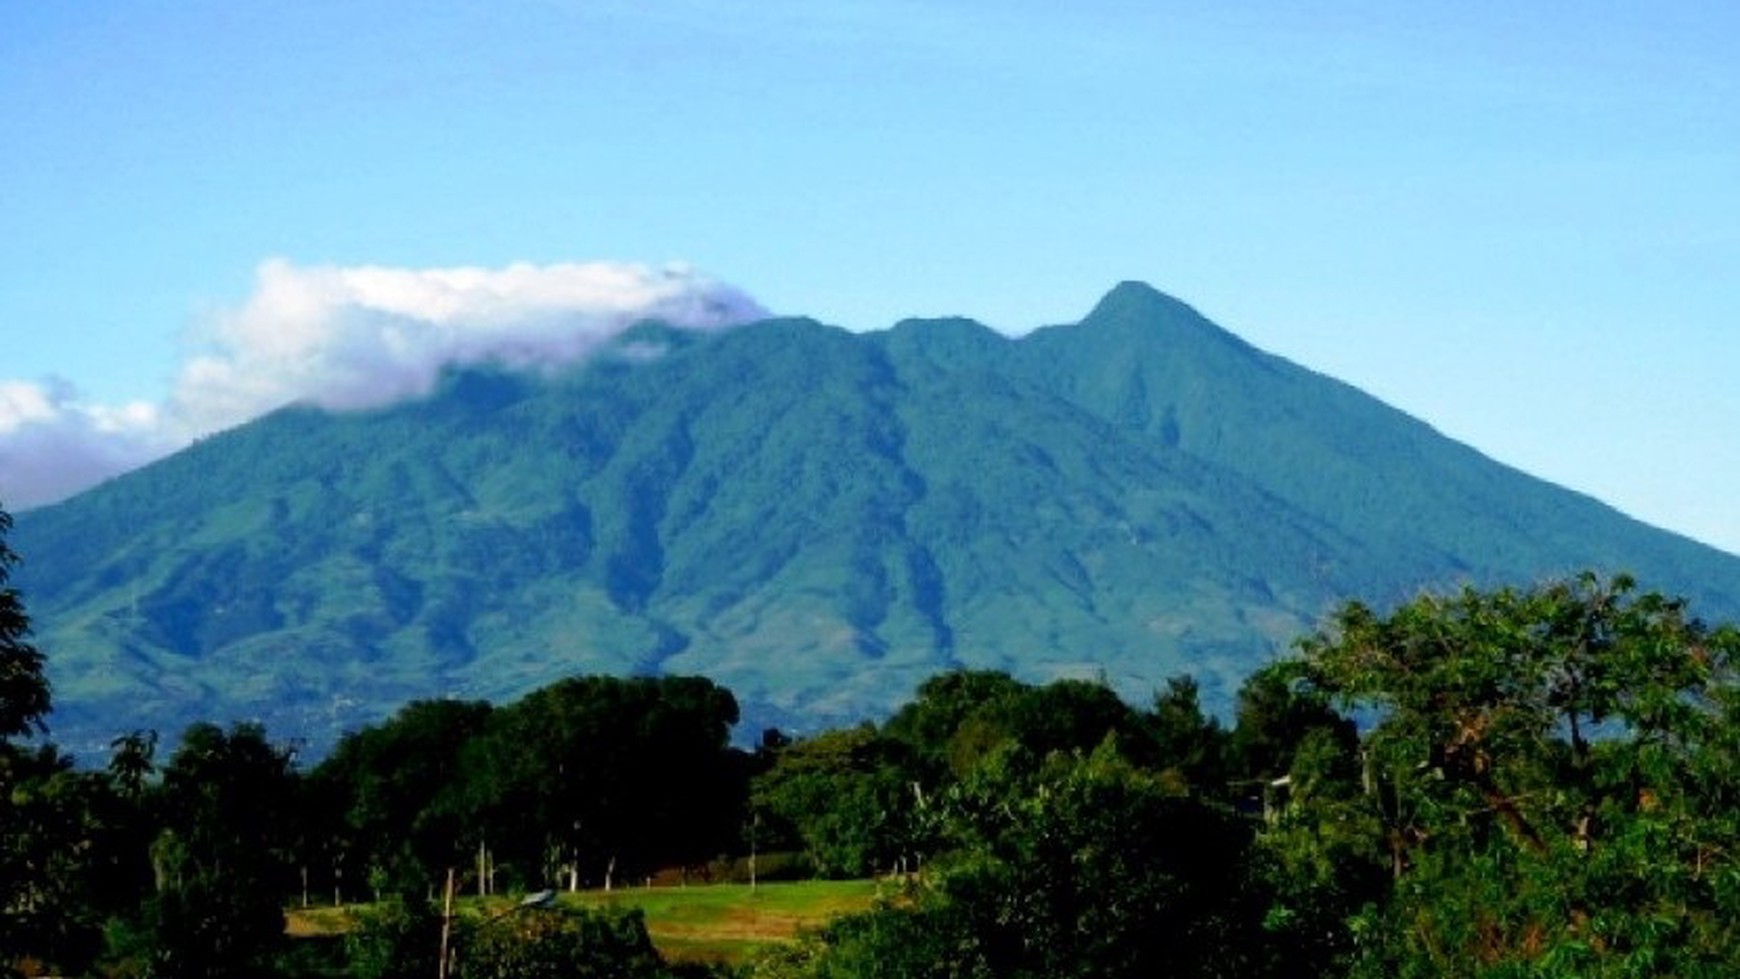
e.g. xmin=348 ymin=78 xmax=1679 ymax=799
xmin=10 ymin=560 xmax=1740 ymax=978
xmin=1289 ymin=573 xmax=1740 ymax=976
xmin=0 ymin=503 xmax=49 ymax=739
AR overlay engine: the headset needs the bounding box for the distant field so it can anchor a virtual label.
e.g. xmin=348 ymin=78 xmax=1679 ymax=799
xmin=577 ymin=879 xmax=886 ymax=962
xmin=286 ymin=879 xmax=886 ymax=964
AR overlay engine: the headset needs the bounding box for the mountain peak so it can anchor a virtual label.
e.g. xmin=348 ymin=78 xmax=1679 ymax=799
xmin=1083 ymin=281 xmax=1198 ymax=324
xmin=1065 ymin=281 xmax=1262 ymax=364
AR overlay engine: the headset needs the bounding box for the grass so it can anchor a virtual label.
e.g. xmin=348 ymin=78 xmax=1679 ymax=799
xmin=284 ymin=904 xmax=356 ymax=939
xmin=284 ymin=878 xmax=887 ymax=965
xmin=577 ymin=879 xmax=886 ymax=963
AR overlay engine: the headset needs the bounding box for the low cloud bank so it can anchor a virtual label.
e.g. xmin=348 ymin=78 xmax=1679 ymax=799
xmin=1 ymin=260 xmax=767 ymax=509
xmin=0 ymin=380 xmax=175 ymax=509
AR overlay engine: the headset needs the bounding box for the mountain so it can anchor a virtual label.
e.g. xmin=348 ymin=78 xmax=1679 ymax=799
xmin=15 ymin=283 xmax=1740 ymax=755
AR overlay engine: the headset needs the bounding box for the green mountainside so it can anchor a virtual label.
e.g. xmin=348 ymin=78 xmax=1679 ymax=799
xmin=15 ymin=282 xmax=1740 ymax=755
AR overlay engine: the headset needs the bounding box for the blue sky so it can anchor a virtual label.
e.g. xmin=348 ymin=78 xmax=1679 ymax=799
xmin=3 ymin=2 xmax=1737 ymax=553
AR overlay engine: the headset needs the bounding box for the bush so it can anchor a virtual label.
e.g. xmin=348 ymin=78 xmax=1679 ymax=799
xmin=346 ymin=897 xmax=442 ymax=979
xmin=456 ymin=906 xmax=669 ymax=979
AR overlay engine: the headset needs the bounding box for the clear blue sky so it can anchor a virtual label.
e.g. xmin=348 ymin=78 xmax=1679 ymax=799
xmin=3 ymin=2 xmax=1737 ymax=553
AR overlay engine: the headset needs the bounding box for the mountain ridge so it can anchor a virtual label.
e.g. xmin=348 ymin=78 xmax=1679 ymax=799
xmin=14 ymin=283 xmax=1740 ymax=755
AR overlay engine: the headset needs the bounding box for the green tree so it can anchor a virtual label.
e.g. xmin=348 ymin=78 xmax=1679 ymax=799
xmin=108 ymin=729 xmax=159 ymax=801
xmin=463 ymin=675 xmax=744 ymax=892
xmin=0 ymin=501 xmax=64 ymax=975
xmin=315 ymin=698 xmax=495 ymax=900
xmin=1248 ymin=723 xmax=1387 ymax=977
xmin=999 ymin=678 xmax=1156 ymax=767
xmin=759 ymin=737 xmax=1272 ymax=979
xmin=883 ymin=670 xmax=1026 ymax=779
xmin=1 ymin=745 xmax=141 ymax=976
xmin=345 ymin=895 xmax=443 ymax=979
xmin=455 ymin=905 xmax=669 ymax=979
xmin=929 ymin=741 xmax=1267 ymax=978
xmin=1146 ymin=674 xmax=1229 ymax=793
xmin=751 ymin=725 xmax=924 ymax=878
xmin=1226 ymin=662 xmax=1352 ymax=784
xmin=750 ymin=900 xmax=990 ymax=979
xmin=137 ymin=721 xmax=300 ymax=978
xmin=1293 ymin=574 xmax=1740 ymax=977
xmin=884 ymin=672 xmax=1156 ymax=783
xmin=0 ymin=503 xmax=49 ymax=740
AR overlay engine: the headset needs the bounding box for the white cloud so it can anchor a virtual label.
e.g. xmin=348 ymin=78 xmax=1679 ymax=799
xmin=0 ymin=259 xmax=767 ymax=510
xmin=171 ymin=258 xmax=767 ymax=427
xmin=0 ymin=380 xmax=177 ymax=508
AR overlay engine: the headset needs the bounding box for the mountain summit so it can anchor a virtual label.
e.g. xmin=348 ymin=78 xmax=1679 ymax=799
xmin=16 ymin=284 xmax=1740 ymax=753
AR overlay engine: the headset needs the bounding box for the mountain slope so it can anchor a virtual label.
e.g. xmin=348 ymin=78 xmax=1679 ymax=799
xmin=1013 ymin=284 xmax=1701 ymax=585
xmin=15 ymin=284 xmax=1740 ymax=754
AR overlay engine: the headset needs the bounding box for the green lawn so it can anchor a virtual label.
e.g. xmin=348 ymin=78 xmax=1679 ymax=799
xmin=573 ymin=879 xmax=886 ymax=963
xmin=287 ymin=879 xmax=887 ymax=965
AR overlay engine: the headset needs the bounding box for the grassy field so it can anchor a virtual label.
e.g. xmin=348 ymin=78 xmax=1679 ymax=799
xmin=577 ymin=879 xmax=886 ymax=963
xmin=286 ymin=879 xmax=887 ymax=965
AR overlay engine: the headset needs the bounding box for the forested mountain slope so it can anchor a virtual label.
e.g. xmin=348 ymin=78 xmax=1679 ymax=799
xmin=16 ymin=283 xmax=1740 ymax=753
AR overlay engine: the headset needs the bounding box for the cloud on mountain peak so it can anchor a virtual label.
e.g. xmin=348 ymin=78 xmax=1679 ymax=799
xmin=173 ymin=258 xmax=766 ymax=426
xmin=2 ymin=259 xmax=767 ymax=510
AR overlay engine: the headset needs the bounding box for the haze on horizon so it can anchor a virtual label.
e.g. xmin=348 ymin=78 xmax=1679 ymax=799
xmin=2 ymin=2 xmax=1736 ymax=554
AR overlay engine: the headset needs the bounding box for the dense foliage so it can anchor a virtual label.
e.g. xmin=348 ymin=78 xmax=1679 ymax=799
xmin=8 ymin=495 xmax=1740 ymax=979
xmin=1 ymin=501 xmax=64 ymax=971
xmin=0 ymin=505 xmax=49 ymax=740
xmin=1295 ymin=573 xmax=1740 ymax=976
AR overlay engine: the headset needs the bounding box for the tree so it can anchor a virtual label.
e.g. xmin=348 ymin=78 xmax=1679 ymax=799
xmin=0 ymin=501 xmax=61 ymax=974
xmin=899 ymin=742 xmax=1266 ymax=979
xmin=0 ymin=503 xmax=50 ymax=740
xmin=998 ymin=678 xmax=1155 ymax=767
xmin=885 ymin=672 xmax=1156 ymax=782
xmin=455 ymin=905 xmax=669 ymax=979
xmin=883 ymin=670 xmax=1026 ymax=778
xmin=1226 ymin=663 xmax=1351 ymax=784
xmin=463 ymin=675 xmax=744 ymax=892
xmin=1247 ymin=723 xmax=1387 ymax=977
xmin=750 ymin=900 xmax=990 ymax=979
xmin=315 ymin=698 xmax=495 ymax=900
xmin=108 ymin=729 xmax=159 ymax=801
xmin=1292 ymin=574 xmax=1740 ymax=976
xmin=344 ymin=895 xmax=444 ymax=979
xmin=137 ymin=721 xmax=301 ymax=978
xmin=0 ymin=744 xmax=140 ymax=976
xmin=1146 ymin=674 xmax=1229 ymax=792
xmin=751 ymin=725 xmax=924 ymax=878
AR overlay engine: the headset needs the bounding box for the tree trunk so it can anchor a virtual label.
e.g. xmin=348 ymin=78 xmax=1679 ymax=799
xmin=437 ymin=867 xmax=456 ymax=979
